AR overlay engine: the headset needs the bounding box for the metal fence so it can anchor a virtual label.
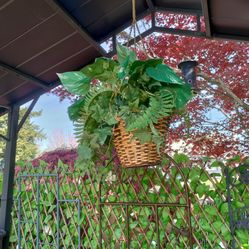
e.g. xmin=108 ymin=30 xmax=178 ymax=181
xmin=7 ymin=160 xmax=249 ymax=248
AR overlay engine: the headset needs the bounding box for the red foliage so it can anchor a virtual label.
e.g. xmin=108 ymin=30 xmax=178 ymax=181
xmin=52 ymin=13 xmax=249 ymax=159
xmin=32 ymin=149 xmax=78 ymax=170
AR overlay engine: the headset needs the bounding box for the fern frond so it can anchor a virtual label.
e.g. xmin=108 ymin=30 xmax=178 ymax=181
xmin=84 ymin=87 xmax=114 ymax=112
xmin=73 ymin=117 xmax=85 ymax=143
xmin=126 ymin=90 xmax=174 ymax=131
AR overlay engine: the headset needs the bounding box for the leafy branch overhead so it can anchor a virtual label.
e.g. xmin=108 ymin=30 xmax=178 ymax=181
xmin=57 ymin=44 xmax=193 ymax=172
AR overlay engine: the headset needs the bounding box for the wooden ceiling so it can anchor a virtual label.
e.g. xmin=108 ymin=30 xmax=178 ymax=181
xmin=0 ymin=0 xmax=248 ymax=114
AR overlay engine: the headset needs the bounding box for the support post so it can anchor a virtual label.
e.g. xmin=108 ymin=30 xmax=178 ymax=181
xmin=0 ymin=105 xmax=19 ymax=249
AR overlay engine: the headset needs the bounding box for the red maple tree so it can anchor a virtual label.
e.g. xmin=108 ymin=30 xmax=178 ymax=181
xmin=52 ymin=13 xmax=249 ymax=159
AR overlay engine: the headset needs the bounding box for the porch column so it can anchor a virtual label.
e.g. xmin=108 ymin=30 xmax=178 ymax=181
xmin=0 ymin=105 xmax=19 ymax=249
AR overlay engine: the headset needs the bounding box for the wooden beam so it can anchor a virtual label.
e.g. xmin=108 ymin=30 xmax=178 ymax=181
xmin=0 ymin=62 xmax=50 ymax=90
xmin=17 ymin=97 xmax=39 ymax=133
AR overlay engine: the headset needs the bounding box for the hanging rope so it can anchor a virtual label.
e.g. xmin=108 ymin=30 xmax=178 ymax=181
xmin=132 ymin=0 xmax=136 ymax=24
xmin=126 ymin=0 xmax=156 ymax=58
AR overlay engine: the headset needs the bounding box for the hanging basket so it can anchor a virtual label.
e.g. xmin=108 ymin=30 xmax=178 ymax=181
xmin=113 ymin=118 xmax=169 ymax=168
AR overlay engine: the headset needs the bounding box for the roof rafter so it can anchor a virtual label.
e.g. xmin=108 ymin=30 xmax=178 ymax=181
xmin=45 ymin=0 xmax=106 ymax=56
xmin=0 ymin=62 xmax=51 ymax=89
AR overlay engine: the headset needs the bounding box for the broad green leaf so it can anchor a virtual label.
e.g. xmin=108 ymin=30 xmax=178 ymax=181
xmin=130 ymin=58 xmax=163 ymax=72
xmin=68 ymin=98 xmax=85 ymax=121
xmin=146 ymin=64 xmax=184 ymax=85
xmin=163 ymin=83 xmax=192 ymax=109
xmin=81 ymin=57 xmax=118 ymax=82
xmin=57 ymin=71 xmax=90 ymax=95
xmin=116 ymin=44 xmax=137 ymax=68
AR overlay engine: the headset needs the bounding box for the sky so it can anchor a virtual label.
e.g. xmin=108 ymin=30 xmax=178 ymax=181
xmin=26 ymin=92 xmax=74 ymax=152
xmin=26 ymin=89 xmax=224 ymax=155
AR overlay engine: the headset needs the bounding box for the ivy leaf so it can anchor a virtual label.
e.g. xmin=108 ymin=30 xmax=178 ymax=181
xmin=116 ymin=44 xmax=137 ymax=69
xmin=196 ymin=184 xmax=209 ymax=197
xmin=132 ymin=130 xmax=152 ymax=144
xmin=57 ymin=71 xmax=90 ymax=95
xmin=114 ymin=228 xmax=122 ymax=239
xmin=236 ymin=230 xmax=249 ymax=242
xmin=205 ymin=205 xmax=217 ymax=216
xmin=81 ymin=57 xmax=118 ymax=82
xmin=189 ymin=167 xmax=201 ymax=183
xmin=96 ymin=127 xmax=112 ymax=145
xmin=200 ymin=171 xmax=209 ymax=182
xmin=104 ymin=113 xmax=118 ymax=125
xmin=78 ymin=143 xmax=92 ymax=160
xmin=220 ymin=203 xmax=229 ymax=214
xmin=210 ymin=160 xmax=225 ymax=168
xmin=173 ymin=153 xmax=190 ymax=164
xmin=146 ymin=64 xmax=184 ymax=85
xmin=68 ymin=98 xmax=85 ymax=121
xmin=91 ymin=104 xmax=106 ymax=122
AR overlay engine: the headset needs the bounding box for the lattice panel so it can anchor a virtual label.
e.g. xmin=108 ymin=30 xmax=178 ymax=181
xmin=8 ymin=161 xmax=248 ymax=248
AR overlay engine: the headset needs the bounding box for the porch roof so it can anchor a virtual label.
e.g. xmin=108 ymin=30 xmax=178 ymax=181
xmin=0 ymin=0 xmax=248 ymax=114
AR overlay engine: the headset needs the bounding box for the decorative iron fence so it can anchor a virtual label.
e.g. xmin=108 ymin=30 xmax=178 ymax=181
xmin=7 ymin=158 xmax=249 ymax=248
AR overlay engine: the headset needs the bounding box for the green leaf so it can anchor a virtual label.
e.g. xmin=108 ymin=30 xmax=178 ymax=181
xmin=84 ymin=88 xmax=114 ymax=112
xmin=96 ymin=127 xmax=112 ymax=145
xmin=146 ymin=64 xmax=184 ymax=85
xmin=220 ymin=203 xmax=229 ymax=214
xmin=81 ymin=57 xmax=118 ymax=82
xmin=132 ymin=129 xmax=152 ymax=144
xmin=163 ymin=83 xmax=192 ymax=110
xmin=126 ymin=90 xmax=174 ymax=131
xmin=130 ymin=59 xmax=163 ymax=72
xmin=68 ymin=98 xmax=85 ymax=121
xmin=129 ymin=59 xmax=163 ymax=84
xmin=200 ymin=171 xmax=209 ymax=182
xmin=196 ymin=184 xmax=209 ymax=197
xmin=116 ymin=44 xmax=137 ymax=68
xmin=173 ymin=153 xmax=190 ymax=164
xmin=210 ymin=160 xmax=225 ymax=168
xmin=235 ymin=201 xmax=245 ymax=208
xmin=114 ymin=228 xmax=122 ymax=239
xmin=205 ymin=205 xmax=217 ymax=216
xmin=236 ymin=230 xmax=249 ymax=242
xmin=78 ymin=142 xmax=93 ymax=160
xmin=189 ymin=167 xmax=201 ymax=183
xmin=57 ymin=71 xmax=90 ymax=95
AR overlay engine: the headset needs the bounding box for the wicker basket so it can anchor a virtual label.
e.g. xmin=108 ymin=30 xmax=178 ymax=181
xmin=113 ymin=118 xmax=169 ymax=168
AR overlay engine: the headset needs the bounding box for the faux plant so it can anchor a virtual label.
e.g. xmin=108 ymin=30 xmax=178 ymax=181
xmin=10 ymin=155 xmax=249 ymax=248
xmin=57 ymin=44 xmax=193 ymax=171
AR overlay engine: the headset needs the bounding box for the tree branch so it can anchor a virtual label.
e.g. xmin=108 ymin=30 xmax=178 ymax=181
xmin=197 ymin=71 xmax=249 ymax=112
